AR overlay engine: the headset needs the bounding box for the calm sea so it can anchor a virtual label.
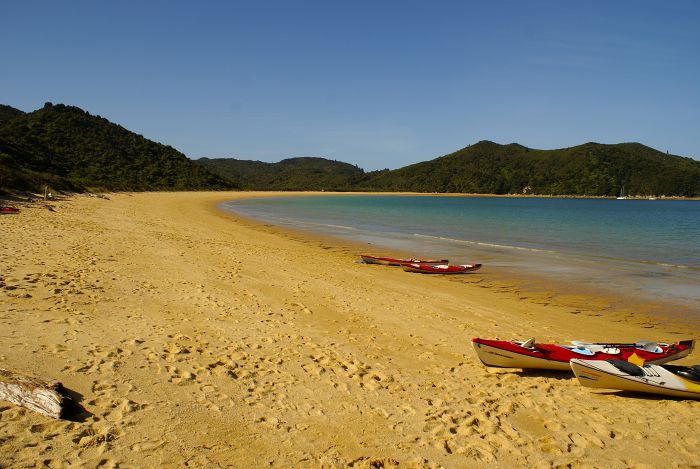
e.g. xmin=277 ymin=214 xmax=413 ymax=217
xmin=221 ymin=195 xmax=700 ymax=312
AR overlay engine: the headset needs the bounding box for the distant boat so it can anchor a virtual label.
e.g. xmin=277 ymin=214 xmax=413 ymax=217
xmin=616 ymin=186 xmax=627 ymax=200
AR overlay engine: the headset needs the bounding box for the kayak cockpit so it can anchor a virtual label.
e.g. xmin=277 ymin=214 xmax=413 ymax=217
xmin=608 ymin=360 xmax=645 ymax=377
xmin=665 ymin=365 xmax=700 ymax=383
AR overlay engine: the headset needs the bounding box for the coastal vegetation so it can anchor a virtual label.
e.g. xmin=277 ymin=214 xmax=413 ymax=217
xmin=2 ymin=102 xmax=699 ymax=196
xmin=202 ymin=141 xmax=700 ymax=197
xmin=0 ymin=103 xmax=234 ymax=192
xmin=359 ymin=141 xmax=700 ymax=197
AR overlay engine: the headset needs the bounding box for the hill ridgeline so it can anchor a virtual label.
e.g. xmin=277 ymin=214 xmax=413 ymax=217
xmin=1 ymin=102 xmax=698 ymax=196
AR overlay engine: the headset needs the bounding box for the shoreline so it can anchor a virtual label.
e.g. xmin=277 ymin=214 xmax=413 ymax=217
xmin=3 ymin=189 xmax=700 ymax=205
xmin=2 ymin=191 xmax=699 ymax=467
xmin=219 ymin=192 xmax=700 ymax=331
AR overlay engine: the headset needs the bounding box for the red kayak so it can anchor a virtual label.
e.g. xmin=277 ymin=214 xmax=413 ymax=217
xmin=402 ymin=263 xmax=482 ymax=274
xmin=360 ymin=255 xmax=448 ymax=266
xmin=472 ymin=337 xmax=695 ymax=371
xmin=1 ymin=207 xmax=20 ymax=214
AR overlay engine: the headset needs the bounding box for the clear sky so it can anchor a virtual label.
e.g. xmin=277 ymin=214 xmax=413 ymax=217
xmin=3 ymin=1 xmax=699 ymax=170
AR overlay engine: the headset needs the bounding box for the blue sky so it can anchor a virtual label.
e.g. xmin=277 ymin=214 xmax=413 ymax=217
xmin=2 ymin=1 xmax=698 ymax=170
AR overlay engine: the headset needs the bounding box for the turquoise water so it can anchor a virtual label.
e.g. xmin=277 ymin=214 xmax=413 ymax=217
xmin=222 ymin=195 xmax=700 ymax=311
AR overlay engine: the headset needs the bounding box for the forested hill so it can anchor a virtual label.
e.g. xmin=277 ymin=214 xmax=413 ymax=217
xmin=360 ymin=141 xmax=700 ymax=197
xmin=1 ymin=102 xmax=697 ymax=196
xmin=0 ymin=103 xmax=235 ymax=192
xmin=197 ymin=157 xmax=366 ymax=191
xmin=197 ymin=142 xmax=700 ymax=196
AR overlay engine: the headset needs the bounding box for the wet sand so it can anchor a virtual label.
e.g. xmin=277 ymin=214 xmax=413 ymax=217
xmin=1 ymin=191 xmax=699 ymax=467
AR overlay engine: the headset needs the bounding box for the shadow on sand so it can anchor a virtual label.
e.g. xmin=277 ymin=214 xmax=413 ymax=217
xmin=590 ymin=389 xmax=699 ymax=402
xmin=59 ymin=387 xmax=92 ymax=422
xmin=514 ymin=369 xmax=574 ymax=381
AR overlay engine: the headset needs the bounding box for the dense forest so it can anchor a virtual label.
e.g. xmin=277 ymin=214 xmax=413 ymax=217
xmin=0 ymin=103 xmax=234 ymax=192
xmin=2 ymin=102 xmax=699 ymax=197
xmin=197 ymin=157 xmax=365 ymax=191
xmin=358 ymin=141 xmax=700 ymax=197
xmin=199 ymin=141 xmax=700 ymax=197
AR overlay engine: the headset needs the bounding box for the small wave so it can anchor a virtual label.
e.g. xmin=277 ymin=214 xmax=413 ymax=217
xmin=571 ymin=252 xmax=698 ymax=271
xmin=412 ymin=233 xmax=557 ymax=254
xmin=310 ymin=222 xmax=357 ymax=230
xmin=644 ymin=261 xmax=696 ymax=271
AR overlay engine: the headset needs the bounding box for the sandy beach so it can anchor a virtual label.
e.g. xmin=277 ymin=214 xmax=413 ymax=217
xmin=1 ymin=191 xmax=699 ymax=468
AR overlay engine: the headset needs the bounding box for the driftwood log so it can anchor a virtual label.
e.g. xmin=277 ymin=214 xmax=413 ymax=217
xmin=0 ymin=368 xmax=65 ymax=418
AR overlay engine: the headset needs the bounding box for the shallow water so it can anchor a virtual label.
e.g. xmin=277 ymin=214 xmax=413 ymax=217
xmin=222 ymin=195 xmax=700 ymax=313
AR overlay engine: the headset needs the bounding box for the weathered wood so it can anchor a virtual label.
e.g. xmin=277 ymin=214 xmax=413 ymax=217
xmin=0 ymin=369 xmax=65 ymax=418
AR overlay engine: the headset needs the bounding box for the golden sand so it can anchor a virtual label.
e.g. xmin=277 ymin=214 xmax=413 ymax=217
xmin=1 ymin=192 xmax=699 ymax=467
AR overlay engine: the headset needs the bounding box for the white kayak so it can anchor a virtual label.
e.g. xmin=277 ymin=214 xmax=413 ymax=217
xmin=570 ymin=359 xmax=700 ymax=399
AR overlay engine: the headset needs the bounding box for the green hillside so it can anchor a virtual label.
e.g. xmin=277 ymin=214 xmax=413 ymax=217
xmin=0 ymin=103 xmax=235 ymax=192
xmin=2 ymin=101 xmax=697 ymax=196
xmin=197 ymin=156 xmax=365 ymax=191
xmin=361 ymin=141 xmax=700 ymax=197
